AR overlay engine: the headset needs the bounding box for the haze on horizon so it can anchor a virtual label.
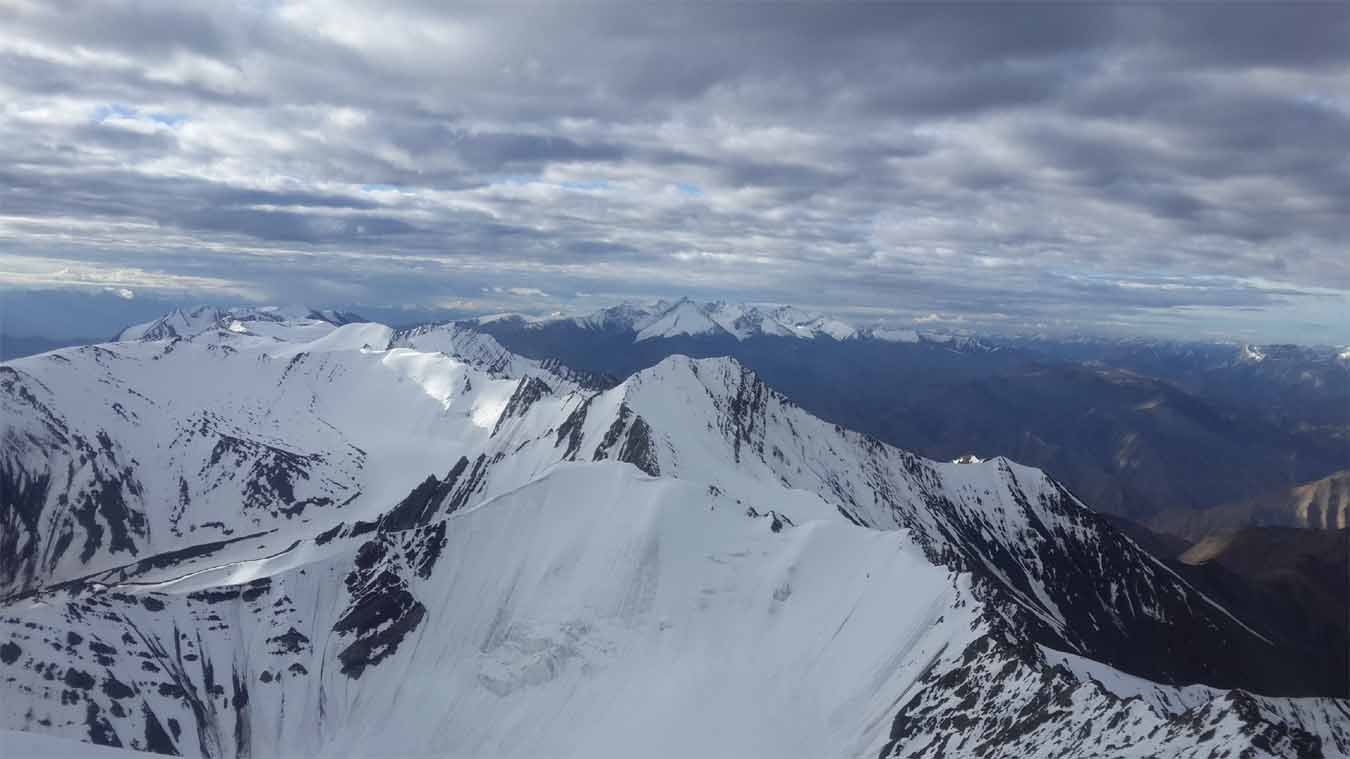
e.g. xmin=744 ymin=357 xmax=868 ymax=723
xmin=1 ymin=2 xmax=1348 ymax=344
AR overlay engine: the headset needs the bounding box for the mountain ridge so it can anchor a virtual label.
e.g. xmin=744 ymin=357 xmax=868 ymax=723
xmin=471 ymin=298 xmax=989 ymax=347
xmin=1 ymin=309 xmax=1346 ymax=756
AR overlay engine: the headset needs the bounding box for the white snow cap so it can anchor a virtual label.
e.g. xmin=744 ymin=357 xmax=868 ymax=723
xmin=479 ymin=297 xmax=989 ymax=345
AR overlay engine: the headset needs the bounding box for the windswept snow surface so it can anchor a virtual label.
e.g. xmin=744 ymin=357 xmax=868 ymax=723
xmin=2 ymin=316 xmax=1347 ymax=757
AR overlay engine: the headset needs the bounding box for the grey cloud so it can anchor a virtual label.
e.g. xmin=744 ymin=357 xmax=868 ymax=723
xmin=454 ymin=133 xmax=626 ymax=169
xmin=0 ymin=1 xmax=1347 ymax=342
xmin=1137 ymin=4 xmax=1350 ymax=68
xmin=0 ymin=169 xmax=380 ymax=224
xmin=11 ymin=1 xmax=239 ymax=59
xmin=175 ymin=208 xmax=419 ymax=244
xmin=69 ymin=123 xmax=180 ymax=154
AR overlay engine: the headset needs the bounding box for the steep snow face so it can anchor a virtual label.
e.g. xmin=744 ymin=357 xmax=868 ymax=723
xmin=633 ymin=299 xmax=728 ymax=341
xmin=391 ymin=322 xmax=610 ymax=391
xmin=394 ymin=321 xmax=539 ymax=376
xmin=6 ymin=464 xmax=1346 ymax=759
xmin=0 ymin=464 xmax=982 ymax=758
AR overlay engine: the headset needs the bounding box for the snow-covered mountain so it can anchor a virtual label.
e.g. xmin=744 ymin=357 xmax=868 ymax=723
xmin=390 ymin=322 xmax=615 ymax=390
xmin=474 ymin=297 xmax=985 ymax=347
xmin=115 ymin=306 xmax=362 ymax=343
xmin=1 ymin=314 xmax=1346 ymax=757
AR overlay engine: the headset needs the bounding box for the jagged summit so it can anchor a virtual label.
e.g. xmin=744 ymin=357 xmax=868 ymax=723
xmin=1 ymin=318 xmax=1345 ymax=757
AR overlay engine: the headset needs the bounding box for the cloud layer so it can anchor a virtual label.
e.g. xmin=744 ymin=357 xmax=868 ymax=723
xmin=1 ymin=2 xmax=1347 ymax=341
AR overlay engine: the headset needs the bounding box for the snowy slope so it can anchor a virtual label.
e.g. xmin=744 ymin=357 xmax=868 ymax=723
xmin=0 ymin=463 xmax=972 ymax=756
xmin=391 ymin=321 xmax=612 ymax=390
xmin=0 ymin=323 xmax=545 ymax=595
xmin=5 ymin=463 xmax=1346 ymax=758
xmin=2 ymin=316 xmax=1347 ymax=757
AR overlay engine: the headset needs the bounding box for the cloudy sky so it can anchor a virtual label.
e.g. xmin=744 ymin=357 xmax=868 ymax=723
xmin=1 ymin=1 xmax=1347 ymax=342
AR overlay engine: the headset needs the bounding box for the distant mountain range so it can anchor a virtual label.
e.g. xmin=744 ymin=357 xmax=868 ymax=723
xmin=115 ymin=305 xmax=364 ymax=342
xmin=474 ymin=297 xmax=990 ymax=347
xmin=467 ymin=298 xmax=1350 ymax=525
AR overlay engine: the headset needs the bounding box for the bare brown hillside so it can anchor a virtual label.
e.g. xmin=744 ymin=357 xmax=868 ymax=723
xmin=1150 ymin=470 xmax=1350 ymax=541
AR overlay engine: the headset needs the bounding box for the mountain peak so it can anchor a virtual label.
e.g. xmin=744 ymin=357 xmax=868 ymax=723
xmin=634 ymin=299 xmax=729 ymax=342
